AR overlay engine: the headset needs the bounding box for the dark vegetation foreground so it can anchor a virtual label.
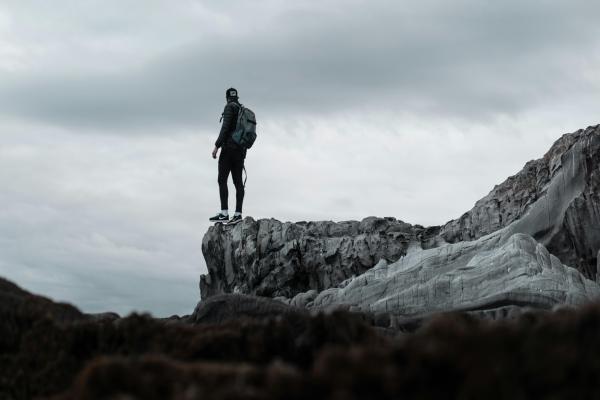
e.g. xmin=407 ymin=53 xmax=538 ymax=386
xmin=2 ymin=278 xmax=600 ymax=400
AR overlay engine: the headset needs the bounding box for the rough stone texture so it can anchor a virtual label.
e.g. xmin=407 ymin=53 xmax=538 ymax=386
xmin=201 ymin=217 xmax=440 ymax=299
xmin=306 ymin=232 xmax=600 ymax=316
xmin=441 ymin=124 xmax=600 ymax=279
xmin=200 ymin=125 xmax=600 ymax=315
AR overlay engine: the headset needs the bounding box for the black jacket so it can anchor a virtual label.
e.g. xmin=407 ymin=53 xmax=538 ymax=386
xmin=215 ymin=101 xmax=241 ymax=149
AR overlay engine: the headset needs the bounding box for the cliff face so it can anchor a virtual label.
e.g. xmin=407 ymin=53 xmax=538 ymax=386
xmin=440 ymin=125 xmax=600 ymax=277
xmin=200 ymin=125 xmax=600 ymax=315
xmin=200 ymin=217 xmax=440 ymax=299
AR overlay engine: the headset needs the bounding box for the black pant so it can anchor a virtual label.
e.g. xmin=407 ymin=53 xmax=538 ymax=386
xmin=218 ymin=147 xmax=245 ymax=213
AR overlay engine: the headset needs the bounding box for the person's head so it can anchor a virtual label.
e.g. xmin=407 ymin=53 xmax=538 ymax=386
xmin=226 ymin=87 xmax=239 ymax=102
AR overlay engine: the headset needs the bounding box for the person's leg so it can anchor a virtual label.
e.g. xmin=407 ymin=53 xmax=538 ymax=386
xmin=218 ymin=150 xmax=232 ymax=212
xmin=231 ymin=151 xmax=245 ymax=214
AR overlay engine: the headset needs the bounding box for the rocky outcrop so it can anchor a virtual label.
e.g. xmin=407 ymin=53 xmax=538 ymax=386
xmin=200 ymin=125 xmax=600 ymax=315
xmin=441 ymin=124 xmax=600 ymax=278
xmin=200 ymin=217 xmax=441 ymax=299
xmin=307 ymin=232 xmax=599 ymax=316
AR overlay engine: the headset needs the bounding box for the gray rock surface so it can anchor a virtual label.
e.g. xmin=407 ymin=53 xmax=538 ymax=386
xmin=441 ymin=124 xmax=600 ymax=278
xmin=306 ymin=232 xmax=599 ymax=316
xmin=200 ymin=125 xmax=600 ymax=315
xmin=201 ymin=217 xmax=440 ymax=299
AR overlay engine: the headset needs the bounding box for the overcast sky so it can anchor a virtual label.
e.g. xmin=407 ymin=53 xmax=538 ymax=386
xmin=1 ymin=0 xmax=599 ymax=316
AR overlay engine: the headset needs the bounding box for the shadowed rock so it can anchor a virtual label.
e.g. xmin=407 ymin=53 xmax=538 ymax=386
xmin=190 ymin=293 xmax=303 ymax=324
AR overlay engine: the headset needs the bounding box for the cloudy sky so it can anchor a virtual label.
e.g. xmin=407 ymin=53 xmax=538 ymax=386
xmin=1 ymin=1 xmax=599 ymax=316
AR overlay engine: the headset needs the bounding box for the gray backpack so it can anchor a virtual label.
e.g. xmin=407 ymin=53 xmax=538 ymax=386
xmin=232 ymin=104 xmax=257 ymax=149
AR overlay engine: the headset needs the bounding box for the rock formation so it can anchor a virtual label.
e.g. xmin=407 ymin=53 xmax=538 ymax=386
xmin=200 ymin=217 xmax=440 ymax=299
xmin=3 ymin=125 xmax=600 ymax=399
xmin=440 ymin=125 xmax=600 ymax=278
xmin=309 ymin=232 xmax=599 ymax=316
xmin=200 ymin=125 xmax=600 ymax=316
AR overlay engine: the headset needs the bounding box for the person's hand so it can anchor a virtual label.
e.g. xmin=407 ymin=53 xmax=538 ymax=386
xmin=212 ymin=147 xmax=218 ymax=159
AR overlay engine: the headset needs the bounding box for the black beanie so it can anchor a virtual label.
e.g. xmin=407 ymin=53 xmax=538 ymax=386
xmin=226 ymin=87 xmax=238 ymax=99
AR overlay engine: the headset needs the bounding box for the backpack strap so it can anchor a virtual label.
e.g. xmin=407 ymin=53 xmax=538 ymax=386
xmin=233 ymin=102 xmax=245 ymax=126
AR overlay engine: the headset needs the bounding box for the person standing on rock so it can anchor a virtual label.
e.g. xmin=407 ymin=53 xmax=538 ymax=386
xmin=210 ymin=88 xmax=246 ymax=226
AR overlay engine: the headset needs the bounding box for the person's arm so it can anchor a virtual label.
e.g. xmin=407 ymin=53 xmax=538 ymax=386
xmin=213 ymin=103 xmax=237 ymax=158
xmin=215 ymin=103 xmax=237 ymax=147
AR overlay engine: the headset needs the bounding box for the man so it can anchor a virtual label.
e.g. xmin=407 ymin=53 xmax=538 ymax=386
xmin=210 ymin=88 xmax=246 ymax=225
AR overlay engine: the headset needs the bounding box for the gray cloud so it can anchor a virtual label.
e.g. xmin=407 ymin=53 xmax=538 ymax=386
xmin=0 ymin=0 xmax=598 ymax=130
